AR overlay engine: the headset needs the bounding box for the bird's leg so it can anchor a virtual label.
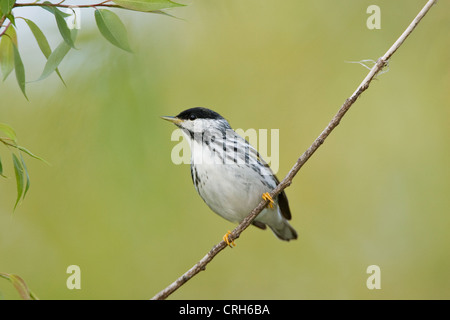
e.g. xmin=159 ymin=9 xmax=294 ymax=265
xmin=262 ymin=192 xmax=274 ymax=209
xmin=223 ymin=230 xmax=235 ymax=248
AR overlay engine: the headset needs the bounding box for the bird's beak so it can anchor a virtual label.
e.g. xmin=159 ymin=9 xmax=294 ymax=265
xmin=160 ymin=116 xmax=183 ymax=124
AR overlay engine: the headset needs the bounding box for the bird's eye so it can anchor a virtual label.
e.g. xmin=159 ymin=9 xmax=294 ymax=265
xmin=189 ymin=114 xmax=197 ymax=120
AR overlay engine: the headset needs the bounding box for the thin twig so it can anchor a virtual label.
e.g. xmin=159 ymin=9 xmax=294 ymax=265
xmin=0 ymin=138 xmax=16 ymax=147
xmin=12 ymin=1 xmax=168 ymax=13
xmin=150 ymin=0 xmax=438 ymax=300
xmin=14 ymin=2 xmax=130 ymax=10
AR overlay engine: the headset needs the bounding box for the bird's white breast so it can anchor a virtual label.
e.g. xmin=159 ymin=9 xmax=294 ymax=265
xmin=190 ymin=138 xmax=274 ymax=222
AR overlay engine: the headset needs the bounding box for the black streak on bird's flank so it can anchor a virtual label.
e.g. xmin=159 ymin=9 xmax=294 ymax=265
xmin=195 ymin=167 xmax=201 ymax=186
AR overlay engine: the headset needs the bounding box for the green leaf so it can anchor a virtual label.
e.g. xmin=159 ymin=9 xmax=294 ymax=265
xmin=0 ymin=0 xmax=15 ymax=15
xmin=37 ymin=29 xmax=78 ymax=81
xmin=19 ymin=153 xmax=30 ymax=199
xmin=0 ymin=122 xmax=17 ymax=141
xmin=12 ymin=153 xmax=24 ymax=210
xmin=0 ymin=25 xmax=17 ymax=81
xmin=6 ymin=13 xmax=15 ymax=26
xmin=24 ymin=19 xmax=51 ymax=57
xmin=12 ymin=43 xmax=27 ymax=100
xmin=54 ymin=9 xmax=76 ymax=48
xmin=8 ymin=274 xmax=30 ymax=300
xmin=16 ymin=145 xmax=49 ymax=164
xmin=38 ymin=41 xmax=70 ymax=81
xmin=112 ymin=0 xmax=185 ymax=12
xmin=0 ymin=155 xmax=4 ymax=178
xmin=41 ymin=3 xmax=76 ymax=48
xmin=94 ymin=9 xmax=132 ymax=52
xmin=24 ymin=19 xmax=66 ymax=85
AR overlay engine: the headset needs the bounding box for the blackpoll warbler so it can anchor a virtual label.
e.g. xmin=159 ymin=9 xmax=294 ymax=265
xmin=162 ymin=107 xmax=297 ymax=244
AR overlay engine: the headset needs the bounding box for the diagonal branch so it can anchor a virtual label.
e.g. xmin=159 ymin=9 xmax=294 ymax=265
xmin=151 ymin=0 xmax=438 ymax=300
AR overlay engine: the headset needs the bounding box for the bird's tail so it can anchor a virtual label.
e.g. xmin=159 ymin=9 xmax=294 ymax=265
xmin=269 ymin=220 xmax=298 ymax=241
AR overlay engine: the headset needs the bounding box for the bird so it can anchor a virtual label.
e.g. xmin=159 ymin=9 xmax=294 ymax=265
xmin=161 ymin=107 xmax=297 ymax=245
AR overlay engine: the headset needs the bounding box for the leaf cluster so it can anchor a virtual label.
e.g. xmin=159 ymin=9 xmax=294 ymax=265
xmin=0 ymin=0 xmax=184 ymax=209
xmin=0 ymin=0 xmax=185 ymax=99
xmin=0 ymin=123 xmax=47 ymax=210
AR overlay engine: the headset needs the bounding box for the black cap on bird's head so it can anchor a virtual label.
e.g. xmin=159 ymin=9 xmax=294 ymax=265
xmin=161 ymin=108 xmax=230 ymax=135
xmin=176 ymin=107 xmax=225 ymax=121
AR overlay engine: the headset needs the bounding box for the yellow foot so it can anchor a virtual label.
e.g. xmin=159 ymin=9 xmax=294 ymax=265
xmin=223 ymin=230 xmax=235 ymax=248
xmin=262 ymin=192 xmax=274 ymax=209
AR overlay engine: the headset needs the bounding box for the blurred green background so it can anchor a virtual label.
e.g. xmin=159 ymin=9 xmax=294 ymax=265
xmin=1 ymin=0 xmax=449 ymax=299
